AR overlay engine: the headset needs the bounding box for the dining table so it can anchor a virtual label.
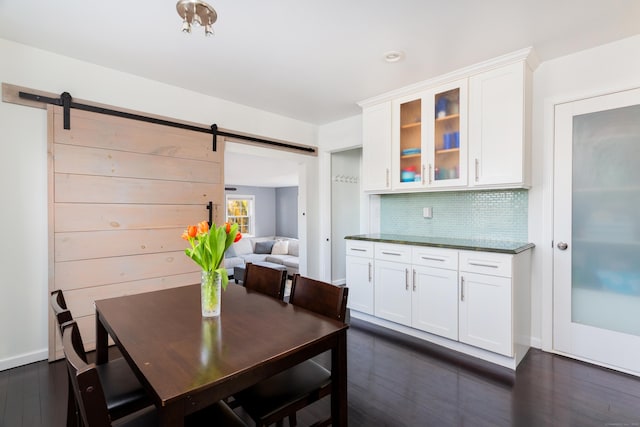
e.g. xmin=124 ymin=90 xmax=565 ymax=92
xmin=95 ymin=283 xmax=349 ymax=427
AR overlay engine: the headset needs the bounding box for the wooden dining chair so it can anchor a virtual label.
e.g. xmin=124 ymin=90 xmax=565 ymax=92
xmin=61 ymin=320 xmax=248 ymax=427
xmin=50 ymin=290 xmax=151 ymax=426
xmin=233 ymin=274 xmax=349 ymax=427
xmin=243 ymin=262 xmax=288 ymax=301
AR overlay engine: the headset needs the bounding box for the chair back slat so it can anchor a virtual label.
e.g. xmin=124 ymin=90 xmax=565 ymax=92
xmin=289 ymin=274 xmax=348 ymax=322
xmin=62 ymin=321 xmax=112 ymax=427
xmin=51 ymin=289 xmax=88 ymax=362
xmin=243 ymin=262 xmax=288 ymax=301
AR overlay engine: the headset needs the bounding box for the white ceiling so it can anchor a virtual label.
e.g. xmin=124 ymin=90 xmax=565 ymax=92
xmin=1 ymin=0 xmax=638 ymax=126
xmin=1 ymin=1 xmax=638 ymax=187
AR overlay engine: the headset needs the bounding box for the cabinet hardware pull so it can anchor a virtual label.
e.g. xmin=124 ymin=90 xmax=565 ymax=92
xmin=460 ymin=276 xmax=465 ymax=301
xmin=413 ymin=269 xmax=416 ymax=291
xmin=475 ymin=159 xmax=479 ymax=182
xmin=351 ymin=248 xmax=367 ymax=252
xmin=422 ymin=164 xmax=426 ymax=185
xmin=368 ymin=262 xmax=372 ymax=283
xmin=405 ymin=268 xmax=409 ymax=290
xmin=428 ymin=164 xmax=432 ymax=184
xmin=421 ymin=256 xmax=446 ymax=262
xmin=386 ymin=168 xmax=390 ymax=188
xmin=382 ymin=251 xmax=402 ymax=256
xmin=468 ymin=261 xmax=499 ymax=268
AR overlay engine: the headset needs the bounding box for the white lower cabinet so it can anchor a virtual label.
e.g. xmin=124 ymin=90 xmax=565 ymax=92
xmin=458 ymin=250 xmax=518 ymax=357
xmin=412 ymin=265 xmax=459 ymax=340
xmin=459 ymin=272 xmax=512 ymax=356
xmin=374 ymin=243 xmax=412 ymax=325
xmin=348 ymin=240 xmax=532 ymax=368
xmin=345 ymin=240 xmax=374 ymax=315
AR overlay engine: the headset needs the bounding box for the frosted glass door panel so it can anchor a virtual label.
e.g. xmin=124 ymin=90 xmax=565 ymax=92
xmin=572 ymin=104 xmax=640 ymax=336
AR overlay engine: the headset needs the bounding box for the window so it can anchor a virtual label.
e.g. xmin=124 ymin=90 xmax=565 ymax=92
xmin=226 ymin=195 xmax=255 ymax=236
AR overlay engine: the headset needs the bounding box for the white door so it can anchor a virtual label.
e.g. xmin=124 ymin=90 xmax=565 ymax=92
xmin=459 ymin=272 xmax=512 ymax=356
xmin=553 ymin=87 xmax=640 ymax=375
xmin=412 ymin=265 xmax=459 ymax=340
xmin=374 ymin=260 xmax=412 ymax=326
xmin=345 ymin=255 xmax=374 ymax=315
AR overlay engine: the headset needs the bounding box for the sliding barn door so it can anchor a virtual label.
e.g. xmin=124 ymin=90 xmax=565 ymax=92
xmin=48 ymin=105 xmax=224 ymax=360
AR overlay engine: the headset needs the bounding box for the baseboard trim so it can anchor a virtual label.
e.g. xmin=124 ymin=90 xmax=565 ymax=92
xmin=0 ymin=348 xmax=48 ymax=372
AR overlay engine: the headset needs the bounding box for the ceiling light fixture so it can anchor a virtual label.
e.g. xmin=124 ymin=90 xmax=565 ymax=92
xmin=384 ymin=51 xmax=405 ymax=63
xmin=176 ymin=0 xmax=217 ymax=37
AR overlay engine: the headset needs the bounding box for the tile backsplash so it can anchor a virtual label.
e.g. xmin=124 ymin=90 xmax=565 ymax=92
xmin=380 ymin=190 xmax=528 ymax=241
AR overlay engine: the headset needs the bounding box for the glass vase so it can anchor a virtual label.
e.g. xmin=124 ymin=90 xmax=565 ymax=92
xmin=201 ymin=270 xmax=221 ymax=317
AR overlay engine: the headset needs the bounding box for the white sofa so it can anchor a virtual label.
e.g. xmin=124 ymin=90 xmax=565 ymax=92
xmin=224 ymin=236 xmax=299 ymax=277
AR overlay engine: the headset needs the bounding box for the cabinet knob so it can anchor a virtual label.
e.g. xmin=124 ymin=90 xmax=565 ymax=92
xmin=556 ymin=241 xmax=568 ymax=250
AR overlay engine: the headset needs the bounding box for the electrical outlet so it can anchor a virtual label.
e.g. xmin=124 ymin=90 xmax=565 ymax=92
xmin=423 ymin=207 xmax=432 ymax=219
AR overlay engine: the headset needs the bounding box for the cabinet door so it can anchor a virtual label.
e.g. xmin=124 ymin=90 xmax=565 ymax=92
xmin=362 ymin=102 xmax=392 ymax=192
xmin=412 ymin=265 xmax=459 ymax=340
xmin=425 ymin=79 xmax=468 ymax=188
xmin=468 ymin=61 xmax=530 ymax=188
xmin=374 ymin=260 xmax=412 ymax=326
xmin=459 ymin=272 xmax=513 ymax=356
xmin=392 ymin=93 xmax=425 ymax=189
xmin=345 ymin=255 xmax=374 ymax=315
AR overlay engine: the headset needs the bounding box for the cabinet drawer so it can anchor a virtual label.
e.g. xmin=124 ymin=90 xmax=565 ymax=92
xmin=412 ymin=246 xmax=458 ymax=270
xmin=375 ymin=243 xmax=412 ymax=263
xmin=346 ymin=240 xmax=374 ymax=257
xmin=459 ymin=251 xmax=512 ymax=277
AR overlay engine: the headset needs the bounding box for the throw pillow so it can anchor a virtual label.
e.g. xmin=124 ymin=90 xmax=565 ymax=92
xmin=255 ymin=240 xmax=276 ymax=254
xmin=271 ymin=240 xmax=289 ymax=255
xmin=288 ymin=239 xmax=299 ymax=256
xmin=224 ymin=244 xmax=237 ymax=258
xmin=232 ymin=238 xmax=252 ymax=256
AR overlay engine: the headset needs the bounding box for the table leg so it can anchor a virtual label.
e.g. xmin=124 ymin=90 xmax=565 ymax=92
xmin=95 ymin=312 xmax=109 ymax=365
xmin=331 ymin=330 xmax=348 ymax=426
xmin=159 ymin=404 xmax=184 ymax=427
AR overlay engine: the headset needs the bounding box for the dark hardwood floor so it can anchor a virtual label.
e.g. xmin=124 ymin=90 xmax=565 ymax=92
xmin=2 ymin=318 xmax=640 ymax=426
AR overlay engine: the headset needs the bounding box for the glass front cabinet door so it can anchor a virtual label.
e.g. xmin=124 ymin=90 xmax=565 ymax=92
xmin=392 ymin=79 xmax=467 ymax=189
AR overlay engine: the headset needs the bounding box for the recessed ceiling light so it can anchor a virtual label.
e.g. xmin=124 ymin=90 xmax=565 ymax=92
xmin=384 ymin=51 xmax=404 ymax=63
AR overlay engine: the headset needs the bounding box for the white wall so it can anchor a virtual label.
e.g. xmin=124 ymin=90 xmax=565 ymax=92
xmin=530 ymin=35 xmax=640 ymax=349
xmin=0 ymin=38 xmax=317 ymax=370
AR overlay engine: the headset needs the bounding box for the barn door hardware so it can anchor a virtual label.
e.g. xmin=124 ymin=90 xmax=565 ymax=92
xmin=18 ymin=90 xmax=317 ymax=155
xmin=206 ymin=201 xmax=213 ymax=227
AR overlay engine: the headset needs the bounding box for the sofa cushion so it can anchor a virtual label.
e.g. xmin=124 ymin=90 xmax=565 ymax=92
xmin=255 ymin=240 xmax=276 ymax=254
xmin=287 ymin=239 xmax=299 ymax=256
xmin=233 ymin=238 xmax=253 ymax=256
xmin=240 ymin=254 xmax=270 ymax=264
xmin=266 ymin=255 xmax=299 ymax=268
xmin=271 ymin=240 xmax=289 ymax=255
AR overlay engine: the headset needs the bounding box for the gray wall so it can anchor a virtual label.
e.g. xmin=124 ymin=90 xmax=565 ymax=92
xmin=226 ymin=185 xmax=298 ymax=238
xmin=276 ymin=187 xmax=298 ymax=238
xmin=225 ymin=185 xmax=276 ymax=237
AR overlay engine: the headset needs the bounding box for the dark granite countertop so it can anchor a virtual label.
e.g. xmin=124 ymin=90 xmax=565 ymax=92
xmin=345 ymin=234 xmax=534 ymax=254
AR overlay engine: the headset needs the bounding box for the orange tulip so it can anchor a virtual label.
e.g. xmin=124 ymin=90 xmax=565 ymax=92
xmin=187 ymin=225 xmax=198 ymax=238
xmin=197 ymin=221 xmax=209 ymax=234
xmin=234 ymin=232 xmax=242 ymax=243
xmin=181 ymin=230 xmax=190 ymax=240
xmin=224 ymin=222 xmax=231 ymax=234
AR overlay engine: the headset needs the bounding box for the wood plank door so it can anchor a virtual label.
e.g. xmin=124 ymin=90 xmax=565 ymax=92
xmin=48 ymin=105 xmax=225 ymax=360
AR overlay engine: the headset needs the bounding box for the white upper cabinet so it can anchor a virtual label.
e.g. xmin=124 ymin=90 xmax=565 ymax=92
xmin=468 ymin=61 xmax=532 ymax=188
xmin=391 ymin=79 xmax=468 ymax=190
xmin=362 ymin=101 xmax=392 ymax=192
xmin=359 ymin=48 xmax=535 ymax=193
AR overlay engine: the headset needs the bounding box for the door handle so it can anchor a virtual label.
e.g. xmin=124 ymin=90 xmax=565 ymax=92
xmin=460 ymin=276 xmax=465 ymax=301
xmin=557 ymin=241 xmax=568 ymax=250
xmin=412 ymin=269 xmax=416 ymax=291
xmin=405 ymin=268 xmax=409 ymax=291
xmin=368 ymin=262 xmax=372 ymax=283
